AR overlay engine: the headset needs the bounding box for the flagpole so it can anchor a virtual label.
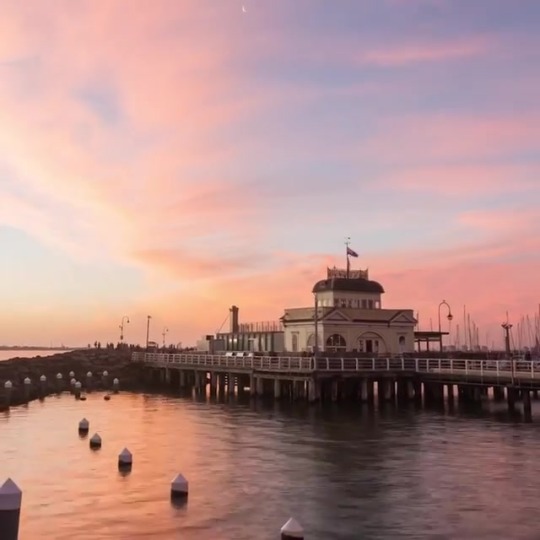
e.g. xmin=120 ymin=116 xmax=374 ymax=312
xmin=345 ymin=236 xmax=350 ymax=278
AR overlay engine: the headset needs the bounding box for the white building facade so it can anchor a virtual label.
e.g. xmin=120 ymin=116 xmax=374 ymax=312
xmin=281 ymin=268 xmax=416 ymax=355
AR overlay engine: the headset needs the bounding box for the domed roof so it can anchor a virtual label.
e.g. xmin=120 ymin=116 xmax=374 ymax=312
xmin=312 ymin=277 xmax=385 ymax=294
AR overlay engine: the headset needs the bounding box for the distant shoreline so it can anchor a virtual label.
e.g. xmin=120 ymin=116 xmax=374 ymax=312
xmin=0 ymin=347 xmax=82 ymax=351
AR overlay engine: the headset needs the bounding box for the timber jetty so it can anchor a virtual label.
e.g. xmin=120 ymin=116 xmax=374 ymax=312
xmin=135 ymin=352 xmax=540 ymax=421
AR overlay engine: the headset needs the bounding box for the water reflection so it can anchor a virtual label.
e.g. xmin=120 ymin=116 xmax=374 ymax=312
xmin=1 ymin=392 xmax=540 ymax=538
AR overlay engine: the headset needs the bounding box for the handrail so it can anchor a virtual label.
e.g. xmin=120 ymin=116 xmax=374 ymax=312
xmin=131 ymin=353 xmax=540 ymax=378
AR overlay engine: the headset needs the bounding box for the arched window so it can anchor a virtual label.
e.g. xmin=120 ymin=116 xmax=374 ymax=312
xmin=326 ymin=334 xmax=347 ymax=351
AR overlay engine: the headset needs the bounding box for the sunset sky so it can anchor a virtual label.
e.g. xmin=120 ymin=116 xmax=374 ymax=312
xmin=1 ymin=0 xmax=539 ymax=348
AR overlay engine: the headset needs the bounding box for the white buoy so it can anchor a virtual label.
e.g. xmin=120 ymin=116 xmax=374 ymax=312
xmin=39 ymin=374 xmax=47 ymax=396
xmin=69 ymin=371 xmax=75 ymax=378
xmin=281 ymin=518 xmax=304 ymax=540
xmin=23 ymin=377 xmax=31 ymax=400
xmin=118 ymin=448 xmax=132 ymax=468
xmin=78 ymin=418 xmax=89 ymax=433
xmin=70 ymin=378 xmax=76 ymax=386
xmin=3 ymin=380 xmax=13 ymax=407
xmin=89 ymin=433 xmax=101 ymax=449
xmin=86 ymin=371 xmax=93 ymax=392
xmin=101 ymin=370 xmax=109 ymax=390
xmin=74 ymin=381 xmax=82 ymax=399
xmin=170 ymin=473 xmax=188 ymax=499
xmin=113 ymin=378 xmax=119 ymax=394
xmin=56 ymin=373 xmax=63 ymax=380
xmin=0 ymin=478 xmax=22 ymax=540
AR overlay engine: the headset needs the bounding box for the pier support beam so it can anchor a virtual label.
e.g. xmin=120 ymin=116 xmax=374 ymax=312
xmin=493 ymin=386 xmax=505 ymax=401
xmin=256 ymin=377 xmax=264 ymax=396
xmin=308 ymin=379 xmax=320 ymax=403
xmin=228 ymin=373 xmax=235 ymax=394
xmin=274 ymin=379 xmax=281 ymax=400
xmin=210 ymin=373 xmax=217 ymax=395
xmin=396 ymin=380 xmax=409 ymax=402
xmin=359 ymin=379 xmax=369 ymax=402
xmin=507 ymin=386 xmax=517 ymax=413
xmin=523 ymin=390 xmax=532 ymax=422
xmin=330 ymin=380 xmax=339 ymax=402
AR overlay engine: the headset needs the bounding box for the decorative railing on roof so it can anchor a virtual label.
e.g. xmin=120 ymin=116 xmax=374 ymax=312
xmin=237 ymin=321 xmax=283 ymax=333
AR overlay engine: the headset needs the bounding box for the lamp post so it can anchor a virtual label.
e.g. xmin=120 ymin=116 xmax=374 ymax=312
xmin=162 ymin=327 xmax=169 ymax=348
xmin=438 ymin=300 xmax=453 ymax=352
xmin=502 ymin=321 xmax=513 ymax=385
xmin=313 ymin=292 xmax=319 ymax=357
xmin=119 ymin=316 xmax=130 ymax=342
xmin=146 ymin=315 xmax=152 ymax=349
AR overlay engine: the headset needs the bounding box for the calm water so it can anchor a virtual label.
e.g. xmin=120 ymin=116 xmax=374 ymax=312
xmin=1 ymin=392 xmax=540 ymax=539
xmin=0 ymin=350 xmax=71 ymax=362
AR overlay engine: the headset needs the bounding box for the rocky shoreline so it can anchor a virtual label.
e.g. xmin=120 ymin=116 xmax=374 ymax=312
xmin=0 ymin=349 xmax=146 ymax=410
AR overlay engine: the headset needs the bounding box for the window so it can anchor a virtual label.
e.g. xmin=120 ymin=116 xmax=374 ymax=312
xmin=368 ymin=299 xmax=374 ymax=309
xmin=326 ymin=333 xmax=347 ymax=351
xmin=292 ymin=333 xmax=299 ymax=352
xmin=362 ymin=299 xmax=367 ymax=308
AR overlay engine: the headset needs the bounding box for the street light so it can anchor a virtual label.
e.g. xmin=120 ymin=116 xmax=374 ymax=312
xmin=119 ymin=316 xmax=130 ymax=342
xmin=438 ymin=300 xmax=453 ymax=352
xmin=502 ymin=321 xmax=514 ymax=385
xmin=146 ymin=315 xmax=152 ymax=349
xmin=162 ymin=327 xmax=169 ymax=348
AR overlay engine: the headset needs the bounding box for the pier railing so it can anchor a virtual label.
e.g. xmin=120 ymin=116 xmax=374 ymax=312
xmin=133 ymin=353 xmax=540 ymax=378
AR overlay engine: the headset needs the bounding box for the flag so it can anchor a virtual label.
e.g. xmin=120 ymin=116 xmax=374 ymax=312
xmin=347 ymin=247 xmax=358 ymax=257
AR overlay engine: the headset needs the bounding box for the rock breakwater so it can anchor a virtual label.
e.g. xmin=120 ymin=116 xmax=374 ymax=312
xmin=0 ymin=349 xmax=146 ymax=409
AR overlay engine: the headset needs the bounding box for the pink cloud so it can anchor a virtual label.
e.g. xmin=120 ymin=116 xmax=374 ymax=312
xmin=362 ymin=113 xmax=540 ymax=165
xmin=359 ymin=36 xmax=491 ymax=67
xmin=378 ymin=163 xmax=540 ymax=196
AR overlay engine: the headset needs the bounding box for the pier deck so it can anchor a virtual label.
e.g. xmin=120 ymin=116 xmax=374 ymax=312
xmin=133 ymin=353 xmax=540 ymax=419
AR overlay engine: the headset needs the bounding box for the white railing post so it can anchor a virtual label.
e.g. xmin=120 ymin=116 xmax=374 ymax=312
xmin=532 ymin=361 xmax=534 ymax=379
xmin=401 ymin=357 xmax=404 ymax=371
xmin=480 ymin=360 xmax=483 ymax=377
xmin=415 ymin=358 xmax=419 ymax=372
xmin=386 ymin=358 xmax=390 ymax=371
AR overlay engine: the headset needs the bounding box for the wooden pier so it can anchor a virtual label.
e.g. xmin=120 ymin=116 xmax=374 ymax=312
xmin=133 ymin=353 xmax=540 ymax=421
